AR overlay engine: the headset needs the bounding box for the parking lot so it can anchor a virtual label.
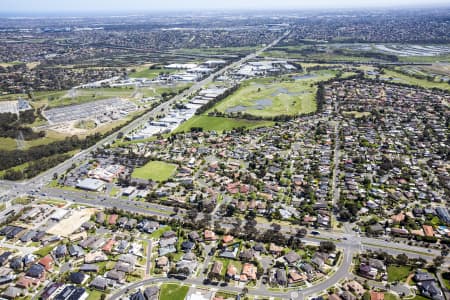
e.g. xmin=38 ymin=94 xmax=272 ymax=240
xmin=43 ymin=98 xmax=137 ymax=124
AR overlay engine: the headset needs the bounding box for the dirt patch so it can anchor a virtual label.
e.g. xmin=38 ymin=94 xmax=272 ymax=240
xmin=47 ymin=208 xmax=98 ymax=237
xmin=405 ymin=273 xmax=415 ymax=285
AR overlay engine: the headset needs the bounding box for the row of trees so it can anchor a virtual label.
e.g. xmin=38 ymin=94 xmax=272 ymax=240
xmin=0 ymin=110 xmax=44 ymax=140
xmin=0 ymin=134 xmax=100 ymax=172
xmin=195 ymin=84 xmax=240 ymax=115
xmin=2 ymin=153 xmax=71 ymax=180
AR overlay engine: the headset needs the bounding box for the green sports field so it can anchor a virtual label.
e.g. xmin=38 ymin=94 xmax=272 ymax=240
xmin=131 ymin=161 xmax=177 ymax=182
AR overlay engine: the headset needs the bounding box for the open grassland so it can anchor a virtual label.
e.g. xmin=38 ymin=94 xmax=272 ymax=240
xmin=132 ymin=161 xmax=177 ymax=182
xmin=139 ymin=83 xmax=192 ymax=99
xmin=159 ymin=283 xmax=189 ymax=300
xmin=206 ymin=71 xmax=337 ymax=118
xmin=0 ymin=134 xmax=65 ymax=151
xmin=394 ymin=64 xmax=450 ymax=85
xmin=399 ymin=54 xmax=450 ymax=63
xmin=174 ymin=116 xmax=275 ymax=133
xmin=380 ymin=69 xmax=450 ymax=91
xmin=263 ymin=44 xmax=450 ymax=63
xmin=172 ymin=46 xmax=259 ymax=56
xmin=129 ymin=68 xmax=176 ymax=79
xmin=262 ymin=45 xmax=387 ymax=62
xmin=46 ymin=87 xmax=134 ymax=108
xmin=0 ymin=83 xmax=189 ymax=108
xmin=0 ymin=109 xmax=147 ymax=152
xmin=0 ymin=137 xmax=19 ymax=151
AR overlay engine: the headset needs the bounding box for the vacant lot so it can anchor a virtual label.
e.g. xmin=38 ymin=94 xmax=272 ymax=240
xmin=159 ymin=283 xmax=189 ymax=300
xmin=47 ymin=208 xmax=97 ymax=237
xmin=132 ymin=161 xmax=177 ymax=182
xmin=174 ymin=116 xmax=274 ymax=133
xmin=387 ymin=265 xmax=412 ymax=282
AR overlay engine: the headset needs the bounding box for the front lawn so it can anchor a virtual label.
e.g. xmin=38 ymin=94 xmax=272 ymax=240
xmin=33 ymin=243 xmax=57 ymax=257
xmin=411 ymin=296 xmax=431 ymax=300
xmin=384 ymin=293 xmax=399 ymax=300
xmin=159 ymin=283 xmax=189 ymax=300
xmin=86 ymin=289 xmax=106 ymax=300
xmin=132 ymin=161 xmax=177 ymax=182
xmin=442 ymin=272 xmax=450 ymax=289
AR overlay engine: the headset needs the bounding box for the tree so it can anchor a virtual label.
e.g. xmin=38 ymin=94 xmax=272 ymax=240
xmin=396 ymin=253 xmax=409 ymax=266
xmin=296 ymin=228 xmax=307 ymax=238
xmin=319 ymin=241 xmax=336 ymax=253
xmin=432 ymin=256 xmax=445 ymax=269
xmin=271 ymin=223 xmax=281 ymax=232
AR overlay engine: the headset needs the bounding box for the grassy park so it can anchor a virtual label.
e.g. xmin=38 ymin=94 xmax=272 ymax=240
xmin=206 ymin=76 xmax=318 ymax=117
xmin=131 ymin=161 xmax=177 ymax=182
xmin=174 ymin=116 xmax=275 ymax=133
xmin=205 ymin=71 xmax=340 ymax=118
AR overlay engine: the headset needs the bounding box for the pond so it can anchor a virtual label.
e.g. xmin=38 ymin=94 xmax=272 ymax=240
xmin=293 ymin=74 xmax=317 ymax=80
xmin=271 ymin=88 xmax=304 ymax=97
xmin=225 ymin=98 xmax=273 ymax=113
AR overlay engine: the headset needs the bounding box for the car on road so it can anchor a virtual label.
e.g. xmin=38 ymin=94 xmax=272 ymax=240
xmin=311 ymin=230 xmax=320 ymax=235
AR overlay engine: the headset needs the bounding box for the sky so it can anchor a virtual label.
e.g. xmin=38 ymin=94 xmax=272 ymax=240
xmin=1 ymin=0 xmax=449 ymax=13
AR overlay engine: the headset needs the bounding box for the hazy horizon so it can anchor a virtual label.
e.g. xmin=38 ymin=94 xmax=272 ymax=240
xmin=1 ymin=0 xmax=450 ymax=15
